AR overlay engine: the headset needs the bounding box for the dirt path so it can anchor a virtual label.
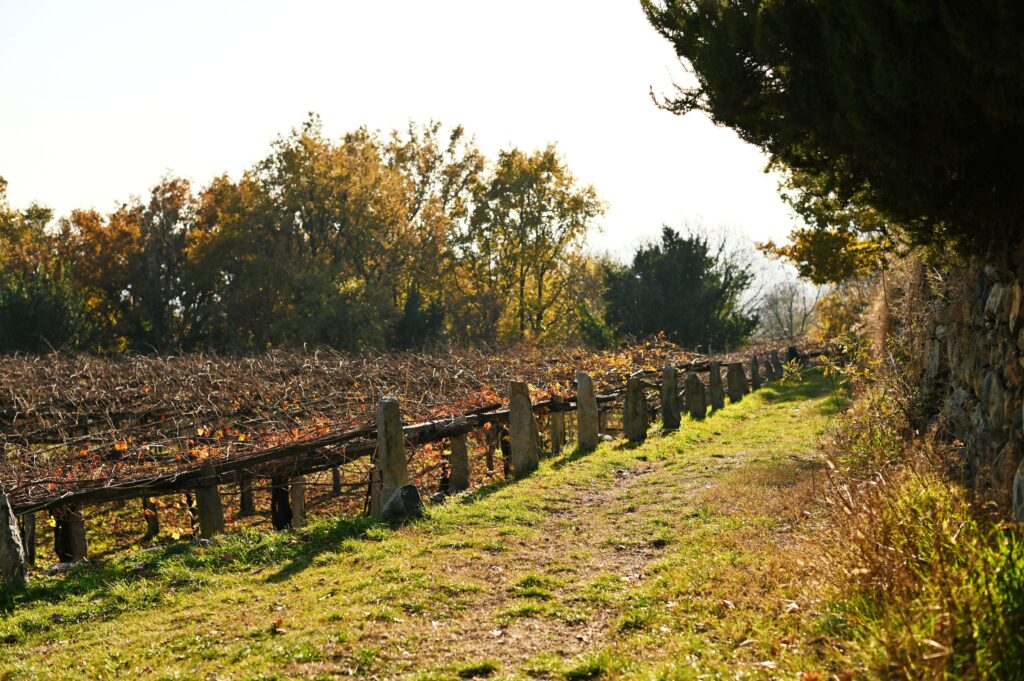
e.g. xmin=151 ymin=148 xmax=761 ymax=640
xmin=1 ymin=375 xmax=840 ymax=680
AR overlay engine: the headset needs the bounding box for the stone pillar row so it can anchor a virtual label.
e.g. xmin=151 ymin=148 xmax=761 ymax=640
xmin=1 ymin=352 xmax=787 ymax=588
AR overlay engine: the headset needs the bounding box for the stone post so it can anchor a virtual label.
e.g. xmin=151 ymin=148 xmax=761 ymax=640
xmin=0 ymin=485 xmax=27 ymax=589
xmin=371 ymin=397 xmax=410 ymax=517
xmin=449 ymin=417 xmax=470 ymax=492
xmin=576 ymin=371 xmax=600 ymax=452
xmin=509 ymin=381 xmax=541 ymax=477
xmin=727 ymin=363 xmax=749 ymax=403
xmin=195 ymin=459 xmax=226 ymax=538
xmin=238 ymin=473 xmax=256 ymax=517
xmin=289 ymin=475 xmax=306 ymax=529
xmin=660 ymin=365 xmax=681 ymax=431
xmin=750 ymin=355 xmax=762 ymax=390
xmin=548 ymin=396 xmax=566 ymax=455
xmin=708 ymin=361 xmax=725 ymax=411
xmin=685 ymin=372 xmax=707 ymax=420
xmin=623 ymin=376 xmax=648 ymax=443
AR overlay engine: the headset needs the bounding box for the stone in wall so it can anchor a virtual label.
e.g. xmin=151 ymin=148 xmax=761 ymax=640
xmin=906 ymin=254 xmax=1024 ymax=515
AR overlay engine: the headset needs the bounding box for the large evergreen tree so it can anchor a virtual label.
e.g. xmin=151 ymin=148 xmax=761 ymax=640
xmin=643 ymin=1 xmax=1024 ymax=252
xmin=604 ymin=227 xmax=757 ymax=349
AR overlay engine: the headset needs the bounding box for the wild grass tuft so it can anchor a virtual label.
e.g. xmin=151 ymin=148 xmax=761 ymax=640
xmin=826 ymin=465 xmax=1024 ymax=679
xmin=456 ymin=658 xmax=499 ymax=678
xmin=823 ymin=336 xmax=1024 ymax=679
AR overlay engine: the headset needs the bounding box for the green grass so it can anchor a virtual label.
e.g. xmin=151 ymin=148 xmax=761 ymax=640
xmin=0 ymin=371 xmax=855 ymax=679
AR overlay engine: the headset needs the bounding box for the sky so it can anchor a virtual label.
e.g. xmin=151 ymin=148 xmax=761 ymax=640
xmin=0 ymin=0 xmax=800 ymax=259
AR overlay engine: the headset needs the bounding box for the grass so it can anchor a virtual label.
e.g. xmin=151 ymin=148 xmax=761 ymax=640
xmin=0 ymin=371 xmax=853 ymax=679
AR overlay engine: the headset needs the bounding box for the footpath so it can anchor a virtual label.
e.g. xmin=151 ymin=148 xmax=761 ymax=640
xmin=0 ymin=373 xmax=848 ymax=680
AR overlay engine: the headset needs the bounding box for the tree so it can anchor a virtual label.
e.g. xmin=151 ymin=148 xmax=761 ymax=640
xmin=460 ymin=146 xmax=603 ymax=341
xmin=604 ymin=226 xmax=758 ymax=349
xmin=757 ymin=276 xmax=819 ymax=341
xmin=182 ymin=117 xmax=409 ymax=351
xmin=0 ymin=178 xmax=87 ymax=351
xmin=58 ymin=208 xmax=141 ymax=350
xmin=757 ymin=170 xmax=890 ymax=285
xmin=394 ymin=284 xmax=443 ymax=348
xmin=57 ymin=178 xmax=195 ymax=352
xmin=642 ymin=0 xmax=1024 ymax=252
xmin=384 ymin=121 xmax=485 ymax=313
xmin=135 ymin=176 xmax=195 ymax=350
xmin=0 ymin=117 xmax=605 ymax=353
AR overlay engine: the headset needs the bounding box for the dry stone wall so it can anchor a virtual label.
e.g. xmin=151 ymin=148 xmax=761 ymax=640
xmin=902 ymin=257 xmax=1024 ymax=519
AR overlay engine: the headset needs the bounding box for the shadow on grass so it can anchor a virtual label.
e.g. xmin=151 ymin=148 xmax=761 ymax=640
xmin=262 ymin=514 xmax=383 ymax=583
xmin=0 ymin=513 xmax=384 ymax=619
xmin=550 ymin=445 xmax=599 ymax=471
xmin=2 ymin=368 xmax=840 ymax=620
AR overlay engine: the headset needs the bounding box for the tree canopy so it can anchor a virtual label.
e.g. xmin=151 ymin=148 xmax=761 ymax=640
xmin=604 ymin=227 xmax=758 ymax=350
xmin=0 ymin=117 xmax=605 ymax=353
xmin=643 ymin=0 xmax=1024 ymax=253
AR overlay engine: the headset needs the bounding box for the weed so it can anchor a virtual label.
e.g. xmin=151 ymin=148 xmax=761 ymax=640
xmin=563 ymin=651 xmax=614 ymax=680
xmin=456 ymin=659 xmax=499 ymax=678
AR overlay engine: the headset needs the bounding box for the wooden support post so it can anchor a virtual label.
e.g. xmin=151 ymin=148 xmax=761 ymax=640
xmin=751 ymin=355 xmax=761 ymax=390
xmin=238 ymin=473 xmax=256 ymax=517
xmin=270 ymin=475 xmax=292 ymax=530
xmin=623 ymin=376 xmax=648 ymax=443
xmin=185 ymin=491 xmax=198 ymax=535
xmin=52 ymin=505 xmax=87 ymax=563
xmin=708 ymin=361 xmax=726 ymax=411
xmin=18 ymin=512 xmax=35 ymax=566
xmin=508 ymin=381 xmax=541 ymax=477
xmin=548 ymin=396 xmax=566 ymax=455
xmin=499 ymin=423 xmax=512 ymax=478
xmin=331 ymin=466 xmax=342 ymax=496
xmin=449 ymin=417 xmax=470 ymax=492
xmin=576 ymin=371 xmax=600 ymax=451
xmin=370 ymin=397 xmax=410 ymax=517
xmin=485 ymin=424 xmax=497 ymax=474
xmin=1 ymin=485 xmax=27 ymax=589
xmin=727 ymin=363 xmax=748 ymax=403
xmin=661 ymin=365 xmax=681 ymax=431
xmin=141 ymin=497 xmax=159 ymax=541
xmin=685 ymin=372 xmax=707 ymax=420
xmin=289 ymin=476 xmax=306 ymax=529
xmin=195 ymin=460 xmax=225 ymax=538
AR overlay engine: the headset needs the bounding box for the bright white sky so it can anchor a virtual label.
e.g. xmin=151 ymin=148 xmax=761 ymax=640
xmin=0 ymin=0 xmax=800 ymax=259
